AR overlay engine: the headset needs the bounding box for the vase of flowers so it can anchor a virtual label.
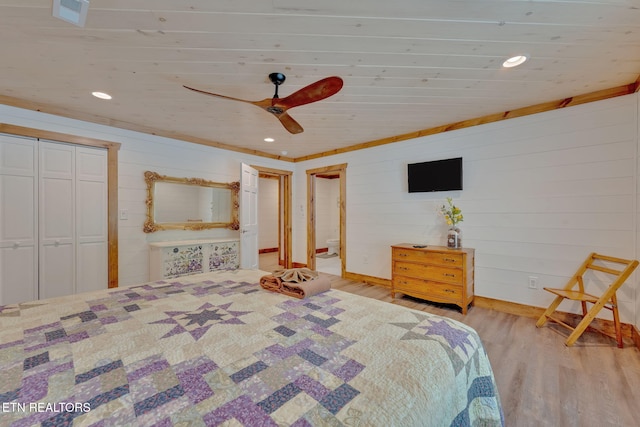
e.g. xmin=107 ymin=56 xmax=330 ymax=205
xmin=440 ymin=197 xmax=463 ymax=248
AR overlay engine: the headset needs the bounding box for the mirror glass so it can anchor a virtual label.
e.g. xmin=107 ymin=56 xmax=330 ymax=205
xmin=144 ymin=171 xmax=239 ymax=232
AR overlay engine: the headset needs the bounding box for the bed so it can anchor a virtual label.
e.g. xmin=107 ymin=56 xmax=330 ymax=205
xmin=0 ymin=269 xmax=503 ymax=426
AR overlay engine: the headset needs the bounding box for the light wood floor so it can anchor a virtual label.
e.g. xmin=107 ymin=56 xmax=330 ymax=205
xmin=260 ymin=253 xmax=640 ymax=427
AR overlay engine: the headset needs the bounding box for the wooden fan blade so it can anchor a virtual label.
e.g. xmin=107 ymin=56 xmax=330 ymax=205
xmin=184 ymin=84 xmax=305 ymax=133
xmin=184 ymin=86 xmax=285 ymax=113
xmin=275 ymin=111 xmax=304 ymax=134
xmin=275 ymin=76 xmax=343 ymax=109
xmin=183 ymin=85 xmax=256 ymax=105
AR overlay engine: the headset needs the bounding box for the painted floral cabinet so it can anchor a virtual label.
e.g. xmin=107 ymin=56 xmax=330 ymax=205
xmin=149 ymin=239 xmax=239 ymax=280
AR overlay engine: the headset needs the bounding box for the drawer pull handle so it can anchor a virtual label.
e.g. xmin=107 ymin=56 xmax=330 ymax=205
xmin=443 ymin=258 xmax=457 ymax=262
xmin=400 ymin=267 xmax=409 ymax=271
xmin=444 ymin=289 xmax=456 ymax=293
xmin=399 ymin=253 xmax=408 ymax=257
xmin=443 ymin=273 xmax=456 ymax=277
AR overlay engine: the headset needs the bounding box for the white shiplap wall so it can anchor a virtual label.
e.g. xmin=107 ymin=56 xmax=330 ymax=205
xmin=295 ymin=93 xmax=639 ymax=325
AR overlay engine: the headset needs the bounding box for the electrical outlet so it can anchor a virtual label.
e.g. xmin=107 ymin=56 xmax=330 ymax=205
xmin=119 ymin=209 xmax=128 ymax=220
xmin=528 ymin=276 xmax=538 ymax=289
xmin=363 ymin=255 xmax=368 ymax=264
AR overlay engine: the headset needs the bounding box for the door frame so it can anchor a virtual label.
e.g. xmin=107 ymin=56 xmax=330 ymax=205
xmin=306 ymin=163 xmax=347 ymax=275
xmin=0 ymin=123 xmax=120 ymax=288
xmin=251 ymin=165 xmax=293 ymax=269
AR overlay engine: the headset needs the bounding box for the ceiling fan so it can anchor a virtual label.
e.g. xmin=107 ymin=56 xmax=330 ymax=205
xmin=183 ymin=73 xmax=343 ymax=134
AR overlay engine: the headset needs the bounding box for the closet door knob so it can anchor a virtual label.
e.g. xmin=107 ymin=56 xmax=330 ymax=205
xmin=13 ymin=242 xmax=20 ymax=249
xmin=54 ymin=240 xmax=60 ymax=246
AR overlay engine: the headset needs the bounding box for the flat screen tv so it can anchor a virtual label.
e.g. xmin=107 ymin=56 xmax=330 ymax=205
xmin=407 ymin=157 xmax=463 ymax=193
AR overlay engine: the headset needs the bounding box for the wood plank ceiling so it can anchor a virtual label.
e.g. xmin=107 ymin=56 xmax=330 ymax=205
xmin=1 ymin=0 xmax=639 ymax=160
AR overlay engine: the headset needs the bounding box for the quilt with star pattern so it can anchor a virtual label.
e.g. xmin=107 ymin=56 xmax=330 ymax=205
xmin=0 ymin=269 xmax=503 ymax=426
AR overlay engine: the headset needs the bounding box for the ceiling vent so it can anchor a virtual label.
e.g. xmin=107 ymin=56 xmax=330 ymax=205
xmin=52 ymin=0 xmax=90 ymax=27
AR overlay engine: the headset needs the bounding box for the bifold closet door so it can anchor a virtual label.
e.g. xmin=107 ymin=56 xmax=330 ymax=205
xmin=0 ymin=135 xmax=38 ymax=305
xmin=75 ymin=146 xmax=108 ymax=294
xmin=39 ymin=142 xmax=75 ymax=299
xmin=39 ymin=141 xmax=108 ymax=299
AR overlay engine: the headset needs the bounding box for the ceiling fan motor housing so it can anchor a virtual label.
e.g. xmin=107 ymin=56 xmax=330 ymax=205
xmin=269 ymin=73 xmax=286 ymax=85
xmin=266 ymin=106 xmax=285 ymax=114
xmin=269 ymin=73 xmax=286 ymax=99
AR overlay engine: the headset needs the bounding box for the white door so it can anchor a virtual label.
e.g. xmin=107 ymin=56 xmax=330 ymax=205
xmin=75 ymin=146 xmax=108 ymax=293
xmin=0 ymin=135 xmax=38 ymax=305
xmin=240 ymin=163 xmax=259 ymax=269
xmin=39 ymin=141 xmax=75 ymax=299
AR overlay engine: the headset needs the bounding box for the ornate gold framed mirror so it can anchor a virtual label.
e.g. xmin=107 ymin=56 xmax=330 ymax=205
xmin=143 ymin=171 xmax=240 ymax=232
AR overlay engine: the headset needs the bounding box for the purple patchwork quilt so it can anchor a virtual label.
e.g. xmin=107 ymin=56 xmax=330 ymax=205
xmin=0 ymin=269 xmax=503 ymax=426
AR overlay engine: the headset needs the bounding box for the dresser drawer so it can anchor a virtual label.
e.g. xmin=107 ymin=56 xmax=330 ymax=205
xmin=393 ymin=248 xmax=463 ymax=267
xmin=393 ymin=260 xmax=463 ymax=284
xmin=394 ymin=276 xmax=462 ymax=301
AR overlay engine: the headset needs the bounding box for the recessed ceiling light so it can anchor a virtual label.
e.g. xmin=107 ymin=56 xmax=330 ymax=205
xmin=92 ymin=91 xmax=112 ymax=100
xmin=502 ymin=55 xmax=528 ymax=68
xmin=281 ymin=150 xmax=288 ymax=156
xmin=264 ymin=137 xmax=275 ymax=142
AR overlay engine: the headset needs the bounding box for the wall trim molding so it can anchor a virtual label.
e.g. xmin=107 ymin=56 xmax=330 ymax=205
xmin=0 ymin=95 xmax=292 ymax=162
xmin=344 ymin=272 xmax=391 ymax=288
xmin=258 ymin=248 xmax=279 ymax=254
xmin=293 ymin=83 xmax=637 ymax=162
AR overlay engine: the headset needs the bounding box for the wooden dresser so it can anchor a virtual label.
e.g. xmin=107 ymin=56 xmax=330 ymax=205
xmin=391 ymin=244 xmax=475 ymax=314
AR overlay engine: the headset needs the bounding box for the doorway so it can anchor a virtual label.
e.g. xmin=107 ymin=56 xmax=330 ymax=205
xmin=306 ymin=163 xmax=347 ymax=276
xmin=252 ymin=165 xmax=293 ymax=270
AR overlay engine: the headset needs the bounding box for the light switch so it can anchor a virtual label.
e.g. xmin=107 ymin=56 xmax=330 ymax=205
xmin=119 ymin=209 xmax=128 ymax=220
